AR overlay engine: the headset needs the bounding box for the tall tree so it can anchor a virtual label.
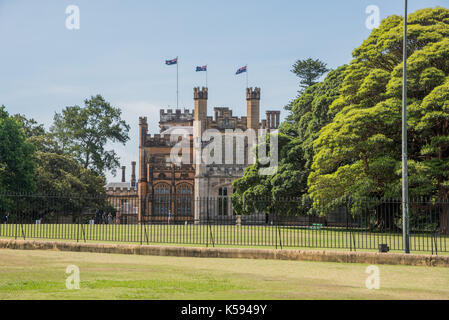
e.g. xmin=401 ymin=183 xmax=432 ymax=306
xmin=15 ymin=114 xmax=108 ymax=218
xmin=232 ymin=65 xmax=346 ymax=215
xmin=291 ymin=58 xmax=329 ymax=92
xmin=308 ymin=7 xmax=449 ymax=231
xmin=51 ymin=95 xmax=130 ymax=176
xmin=0 ymin=106 xmax=36 ymax=209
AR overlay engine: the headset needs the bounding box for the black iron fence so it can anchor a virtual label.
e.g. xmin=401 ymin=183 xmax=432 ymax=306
xmin=0 ymin=193 xmax=448 ymax=254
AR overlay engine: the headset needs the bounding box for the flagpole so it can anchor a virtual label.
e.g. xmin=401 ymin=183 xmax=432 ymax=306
xmin=176 ymin=56 xmax=179 ymax=109
xmin=206 ymin=65 xmax=208 ymax=88
xmin=246 ymin=65 xmax=248 ymax=88
xmin=402 ymin=0 xmax=410 ymax=254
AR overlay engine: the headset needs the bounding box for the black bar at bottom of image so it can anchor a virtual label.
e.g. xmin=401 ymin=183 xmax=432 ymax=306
xmin=0 ymin=300 xmax=446 ymax=319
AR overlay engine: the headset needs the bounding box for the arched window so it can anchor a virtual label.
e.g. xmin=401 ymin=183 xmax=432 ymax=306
xmin=176 ymin=184 xmax=192 ymax=216
xmin=218 ymin=187 xmax=229 ymax=216
xmin=154 ymin=184 xmax=170 ymax=216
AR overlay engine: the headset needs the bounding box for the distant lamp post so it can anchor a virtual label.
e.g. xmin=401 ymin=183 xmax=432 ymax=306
xmin=402 ymin=0 xmax=410 ymax=254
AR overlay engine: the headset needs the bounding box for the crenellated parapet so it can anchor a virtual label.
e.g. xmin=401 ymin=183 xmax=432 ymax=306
xmin=204 ymin=107 xmax=248 ymax=130
xmin=194 ymin=87 xmax=208 ymax=100
xmin=139 ymin=116 xmax=148 ymax=125
xmin=246 ymin=87 xmax=260 ymax=131
xmin=145 ymin=133 xmax=173 ymax=147
xmin=246 ymin=87 xmax=261 ymax=100
xmin=160 ymin=109 xmax=194 ymax=123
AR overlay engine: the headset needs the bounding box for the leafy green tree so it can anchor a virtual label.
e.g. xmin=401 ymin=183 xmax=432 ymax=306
xmin=0 ymin=106 xmax=36 ymax=210
xmin=308 ymin=7 xmax=449 ymax=232
xmin=291 ymin=58 xmax=329 ymax=92
xmin=32 ymin=151 xmax=107 ymax=216
xmin=51 ymin=95 xmax=130 ymax=176
xmin=14 ymin=114 xmax=109 ymax=220
xmin=232 ymin=66 xmax=347 ymax=215
xmin=287 ymin=65 xmax=348 ymax=170
xmin=14 ymin=114 xmax=59 ymax=154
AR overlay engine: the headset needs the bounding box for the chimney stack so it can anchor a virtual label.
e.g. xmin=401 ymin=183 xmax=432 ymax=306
xmin=246 ymin=87 xmax=260 ymax=132
xmin=121 ymin=166 xmax=126 ymax=183
xmin=131 ymin=161 xmax=136 ymax=188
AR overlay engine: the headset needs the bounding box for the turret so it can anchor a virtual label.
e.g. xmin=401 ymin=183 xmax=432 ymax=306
xmin=193 ymin=87 xmax=208 ymax=140
xmin=246 ymin=87 xmax=260 ymax=132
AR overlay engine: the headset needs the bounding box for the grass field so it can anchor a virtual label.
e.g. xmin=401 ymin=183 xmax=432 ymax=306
xmin=1 ymin=223 xmax=448 ymax=253
xmin=1 ymin=249 xmax=449 ymax=299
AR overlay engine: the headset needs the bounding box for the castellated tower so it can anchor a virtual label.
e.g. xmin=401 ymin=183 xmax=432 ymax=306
xmin=193 ymin=87 xmax=208 ymax=221
xmin=138 ymin=116 xmax=148 ymax=223
xmin=138 ymin=116 xmax=148 ymax=183
xmin=246 ymin=87 xmax=260 ymax=132
xmin=193 ymin=87 xmax=208 ymax=168
xmin=193 ymin=87 xmax=208 ymax=139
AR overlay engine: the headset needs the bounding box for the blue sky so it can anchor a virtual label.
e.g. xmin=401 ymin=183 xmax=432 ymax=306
xmin=0 ymin=0 xmax=446 ymax=182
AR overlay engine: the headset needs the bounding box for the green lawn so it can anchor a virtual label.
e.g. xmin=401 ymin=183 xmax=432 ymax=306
xmin=1 ymin=249 xmax=449 ymax=299
xmin=1 ymin=223 xmax=447 ymax=253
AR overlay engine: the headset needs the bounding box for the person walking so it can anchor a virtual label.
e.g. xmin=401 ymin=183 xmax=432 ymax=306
xmin=108 ymin=213 xmax=113 ymax=225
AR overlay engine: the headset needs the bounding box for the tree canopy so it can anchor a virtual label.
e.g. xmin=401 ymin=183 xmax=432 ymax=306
xmin=291 ymin=58 xmax=329 ymax=92
xmin=308 ymin=7 xmax=449 ymax=203
xmin=233 ymin=7 xmax=449 ymax=224
xmin=232 ymin=65 xmax=347 ymax=215
xmin=51 ymin=95 xmax=130 ymax=176
xmin=0 ymin=107 xmax=36 ymax=194
xmin=0 ymin=106 xmax=36 ymax=210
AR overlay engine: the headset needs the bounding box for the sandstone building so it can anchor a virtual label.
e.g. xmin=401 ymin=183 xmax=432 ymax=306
xmin=123 ymin=87 xmax=279 ymax=223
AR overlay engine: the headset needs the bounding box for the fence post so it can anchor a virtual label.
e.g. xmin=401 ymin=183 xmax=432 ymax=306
xmin=277 ymin=208 xmax=283 ymax=250
xmin=80 ymin=212 xmax=86 ymax=243
xmin=20 ymin=212 xmax=25 ymax=240
xmin=140 ymin=198 xmax=143 ymax=245
xmin=205 ymin=198 xmax=215 ymax=248
xmin=205 ymin=198 xmax=209 ymax=248
xmin=346 ymin=198 xmax=352 ymax=252
xmin=209 ymin=198 xmax=215 ymax=248
xmin=433 ymin=226 xmax=438 ymax=256
xmin=76 ymin=212 xmax=79 ymax=243
xmin=14 ymin=217 xmax=18 ymax=240
xmin=145 ymin=223 xmax=149 ymax=245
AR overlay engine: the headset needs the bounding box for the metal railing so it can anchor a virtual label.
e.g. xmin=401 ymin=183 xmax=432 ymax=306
xmin=0 ymin=193 xmax=448 ymax=254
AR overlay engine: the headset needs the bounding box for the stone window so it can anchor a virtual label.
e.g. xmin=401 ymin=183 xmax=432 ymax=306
xmin=176 ymin=184 xmax=192 ymax=216
xmin=218 ymin=187 xmax=229 ymax=216
xmin=154 ymin=183 xmax=170 ymax=216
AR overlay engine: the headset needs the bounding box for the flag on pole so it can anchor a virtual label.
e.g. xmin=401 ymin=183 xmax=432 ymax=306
xmin=196 ymin=65 xmax=207 ymax=72
xmin=236 ymin=66 xmax=247 ymax=75
xmin=166 ymin=58 xmax=178 ymax=65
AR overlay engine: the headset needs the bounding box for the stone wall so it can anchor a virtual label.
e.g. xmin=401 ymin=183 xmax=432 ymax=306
xmin=1 ymin=239 xmax=448 ymax=267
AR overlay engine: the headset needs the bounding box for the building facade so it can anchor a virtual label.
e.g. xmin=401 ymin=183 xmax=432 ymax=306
xmin=136 ymin=87 xmax=279 ymax=223
xmin=105 ymin=163 xmax=139 ymax=224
